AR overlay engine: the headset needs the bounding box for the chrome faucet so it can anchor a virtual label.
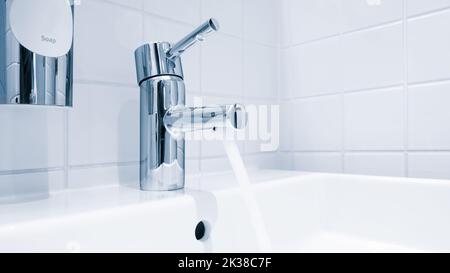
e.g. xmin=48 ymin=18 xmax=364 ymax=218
xmin=134 ymin=19 xmax=247 ymax=191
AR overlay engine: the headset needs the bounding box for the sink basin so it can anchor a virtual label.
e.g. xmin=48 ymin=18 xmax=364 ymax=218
xmin=0 ymin=170 xmax=449 ymax=252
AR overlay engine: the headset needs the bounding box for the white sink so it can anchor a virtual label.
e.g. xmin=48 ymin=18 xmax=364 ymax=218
xmin=0 ymin=170 xmax=449 ymax=252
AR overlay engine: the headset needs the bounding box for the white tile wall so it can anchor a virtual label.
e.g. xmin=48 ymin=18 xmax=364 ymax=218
xmin=0 ymin=0 xmax=281 ymax=192
xmin=201 ymin=34 xmax=243 ymax=96
xmin=243 ymin=0 xmax=279 ymax=46
xmin=281 ymin=0 xmax=450 ymax=180
xmin=279 ymin=0 xmax=291 ymax=46
xmin=293 ymin=152 xmax=342 ymax=173
xmin=408 ymin=82 xmax=450 ymax=150
xmin=293 ymin=37 xmax=343 ymax=97
xmin=344 ymin=87 xmax=404 ymax=151
xmin=274 ymin=152 xmax=293 ymax=170
xmin=341 ymin=0 xmax=403 ymax=32
xmin=279 ymin=101 xmax=292 ymax=152
xmin=289 ymin=0 xmax=343 ymax=44
xmin=244 ymin=153 xmax=283 ymax=170
xmin=0 ymin=106 xmax=65 ymax=172
xmin=279 ymin=47 xmax=296 ymax=98
xmin=68 ymin=83 xmax=140 ymax=166
xmin=408 ymin=153 xmax=450 ymax=180
xmin=408 ymin=10 xmax=450 ymax=83
xmin=74 ymin=0 xmax=143 ymax=85
xmin=407 ymin=0 xmax=450 ymax=16
xmin=344 ymin=153 xmax=405 ymax=177
xmin=342 ymin=23 xmax=403 ymax=91
xmin=107 ymin=0 xmax=142 ymax=9
xmin=243 ymin=42 xmax=278 ymax=99
xmin=292 ymin=96 xmax=342 ymax=151
xmin=0 ymin=171 xmax=65 ymax=202
xmin=68 ymin=164 xmax=139 ymax=189
xmin=144 ymin=0 xmax=201 ymax=25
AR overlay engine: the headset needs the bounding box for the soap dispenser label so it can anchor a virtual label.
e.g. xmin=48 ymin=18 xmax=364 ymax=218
xmin=9 ymin=0 xmax=73 ymax=58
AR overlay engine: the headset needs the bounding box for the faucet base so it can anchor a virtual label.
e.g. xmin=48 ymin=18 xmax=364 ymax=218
xmin=139 ymin=161 xmax=185 ymax=191
xmin=140 ymin=185 xmax=185 ymax=192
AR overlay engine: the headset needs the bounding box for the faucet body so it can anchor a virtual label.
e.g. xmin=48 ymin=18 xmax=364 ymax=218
xmin=139 ymin=73 xmax=186 ymax=191
xmin=135 ymin=19 xmax=246 ymax=191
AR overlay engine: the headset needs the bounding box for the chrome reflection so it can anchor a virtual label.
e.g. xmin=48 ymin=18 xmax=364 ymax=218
xmin=0 ymin=0 xmax=74 ymax=107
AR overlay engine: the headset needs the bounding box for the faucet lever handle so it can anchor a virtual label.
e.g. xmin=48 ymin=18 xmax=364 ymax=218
xmin=167 ymin=18 xmax=220 ymax=60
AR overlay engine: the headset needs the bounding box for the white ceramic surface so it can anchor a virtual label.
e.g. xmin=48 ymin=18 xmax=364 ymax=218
xmin=1 ymin=170 xmax=449 ymax=252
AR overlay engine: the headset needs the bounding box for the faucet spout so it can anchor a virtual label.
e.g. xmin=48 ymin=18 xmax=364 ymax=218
xmin=167 ymin=18 xmax=220 ymax=60
xmin=164 ymin=104 xmax=247 ymax=137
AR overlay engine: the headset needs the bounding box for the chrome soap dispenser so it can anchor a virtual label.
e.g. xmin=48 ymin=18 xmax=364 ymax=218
xmin=0 ymin=0 xmax=74 ymax=106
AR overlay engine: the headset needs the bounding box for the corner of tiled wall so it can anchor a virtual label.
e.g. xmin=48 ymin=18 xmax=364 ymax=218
xmin=280 ymin=0 xmax=450 ymax=180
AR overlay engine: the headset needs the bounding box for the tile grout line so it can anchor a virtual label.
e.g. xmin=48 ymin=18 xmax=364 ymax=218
xmin=0 ymin=167 xmax=64 ymax=176
xmin=74 ymin=79 xmax=137 ymax=88
xmin=281 ymin=84 xmax=404 ymax=101
xmin=280 ymin=76 xmax=450 ymax=103
xmin=282 ymin=4 xmax=450 ymax=50
xmin=199 ymin=151 xmax=280 ymax=160
xmin=69 ymin=161 xmax=140 ymax=170
xmin=408 ymin=78 xmax=450 ymax=87
xmin=407 ymin=5 xmax=450 ymax=21
xmin=403 ymin=0 xmax=409 ymax=178
xmin=286 ymin=19 xmax=402 ymax=49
